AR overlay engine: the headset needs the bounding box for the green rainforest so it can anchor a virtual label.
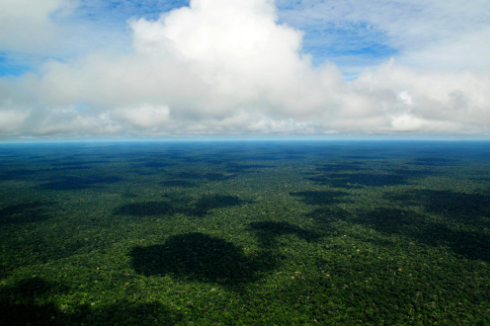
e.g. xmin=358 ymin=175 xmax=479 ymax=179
xmin=1 ymin=141 xmax=489 ymax=325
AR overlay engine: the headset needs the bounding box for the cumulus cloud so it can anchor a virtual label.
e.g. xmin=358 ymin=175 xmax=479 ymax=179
xmin=0 ymin=0 xmax=489 ymax=139
xmin=113 ymin=105 xmax=171 ymax=129
xmin=0 ymin=109 xmax=29 ymax=134
xmin=0 ymin=0 xmax=77 ymax=53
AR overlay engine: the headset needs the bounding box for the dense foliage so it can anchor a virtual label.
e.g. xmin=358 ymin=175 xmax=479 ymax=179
xmin=1 ymin=142 xmax=489 ymax=325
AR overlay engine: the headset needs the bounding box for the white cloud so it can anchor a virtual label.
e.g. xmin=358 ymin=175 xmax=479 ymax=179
xmin=112 ymin=104 xmax=171 ymax=129
xmin=0 ymin=109 xmax=29 ymax=133
xmin=398 ymin=27 xmax=490 ymax=71
xmin=391 ymin=113 xmax=426 ymax=132
xmin=0 ymin=0 xmax=77 ymax=53
xmin=0 ymin=0 xmax=489 ymax=139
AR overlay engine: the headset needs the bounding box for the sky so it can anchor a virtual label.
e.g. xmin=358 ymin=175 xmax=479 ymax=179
xmin=0 ymin=0 xmax=489 ymax=140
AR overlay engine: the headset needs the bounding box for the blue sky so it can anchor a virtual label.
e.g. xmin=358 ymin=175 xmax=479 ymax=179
xmin=0 ymin=0 xmax=489 ymax=139
xmin=0 ymin=0 xmax=399 ymax=77
xmin=0 ymin=0 xmax=190 ymax=77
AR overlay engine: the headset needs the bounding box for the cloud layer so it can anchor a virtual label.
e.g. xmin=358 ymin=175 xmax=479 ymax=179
xmin=1 ymin=0 xmax=489 ymax=139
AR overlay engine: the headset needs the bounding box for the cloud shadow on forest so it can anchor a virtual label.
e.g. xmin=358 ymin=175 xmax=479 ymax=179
xmin=0 ymin=277 xmax=182 ymax=325
xmin=249 ymin=221 xmax=321 ymax=248
xmin=0 ymin=202 xmax=53 ymax=224
xmin=114 ymin=194 xmax=249 ymax=218
xmin=38 ymin=175 xmax=123 ymax=190
xmin=130 ymin=232 xmax=278 ymax=289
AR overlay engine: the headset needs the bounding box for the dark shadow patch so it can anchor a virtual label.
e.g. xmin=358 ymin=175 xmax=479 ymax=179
xmin=179 ymin=157 xmax=204 ymax=163
xmin=132 ymin=169 xmax=159 ymax=176
xmin=204 ymin=158 xmax=233 ymax=165
xmin=188 ymin=195 xmax=247 ymax=217
xmin=130 ymin=232 xmax=278 ymax=288
xmin=114 ymin=202 xmax=175 ymax=217
xmin=249 ymin=221 xmax=321 ymax=248
xmin=341 ymin=155 xmax=384 ymax=160
xmin=354 ymin=208 xmax=426 ymax=232
xmin=160 ymin=180 xmax=199 ymax=188
xmin=0 ymin=202 xmax=52 ymax=224
xmin=0 ymin=169 xmax=39 ymax=181
xmin=305 ymin=206 xmax=351 ymax=226
xmin=174 ymin=172 xmax=206 ymax=180
xmin=305 ymin=176 xmax=362 ymax=189
xmin=1 ymin=233 xmax=111 ymax=279
xmin=114 ymin=195 xmax=248 ymax=218
xmin=226 ymin=164 xmax=273 ymax=173
xmin=166 ymin=172 xmax=235 ymax=182
xmin=39 ymin=175 xmax=122 ymax=190
xmin=385 ymin=189 xmax=490 ymax=227
xmin=472 ymin=177 xmax=490 ymax=182
xmin=121 ymin=192 xmax=138 ymax=198
xmin=151 ymin=150 xmax=186 ymax=158
xmin=308 ymin=173 xmax=409 ymax=188
xmin=239 ymin=155 xmax=282 ymax=161
xmin=137 ymin=161 xmax=175 ymax=168
xmin=290 ymin=191 xmax=350 ymax=206
xmin=53 ymin=160 xmax=108 ymax=166
xmin=352 ymin=207 xmax=490 ymax=262
xmin=1 ymin=277 xmax=69 ymax=299
xmin=0 ymin=277 xmax=68 ymax=326
xmin=46 ymin=166 xmax=93 ymax=171
xmin=215 ymin=148 xmax=247 ymax=154
xmin=316 ymin=163 xmax=365 ymax=172
xmin=79 ymin=302 xmax=182 ymax=326
xmin=0 ymin=278 xmax=181 ymax=326
xmin=203 ymin=173 xmax=236 ymax=181
xmin=405 ymin=157 xmax=458 ymax=167
xmin=390 ymin=168 xmax=440 ymax=178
